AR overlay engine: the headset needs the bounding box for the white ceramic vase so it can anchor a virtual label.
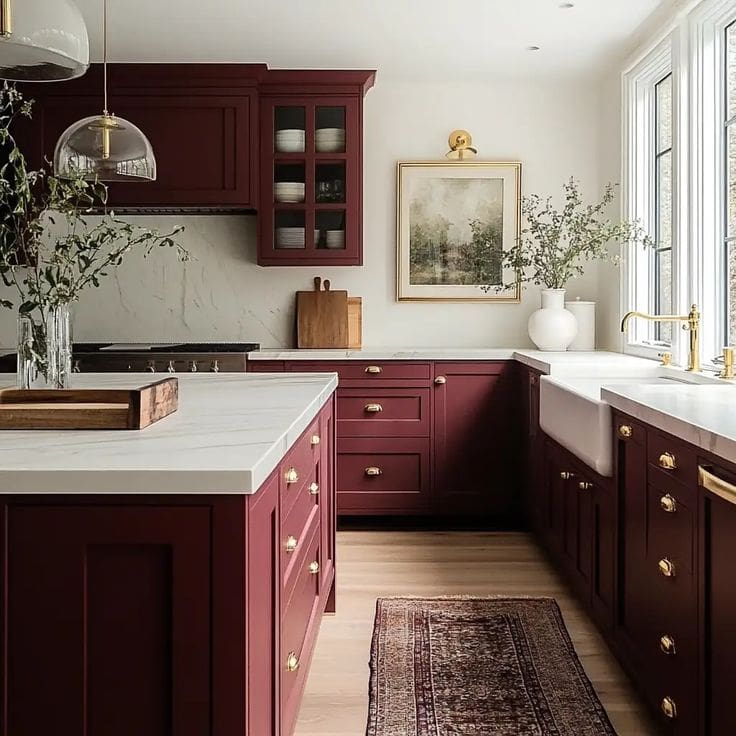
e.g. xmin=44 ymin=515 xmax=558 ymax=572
xmin=528 ymin=288 xmax=578 ymax=351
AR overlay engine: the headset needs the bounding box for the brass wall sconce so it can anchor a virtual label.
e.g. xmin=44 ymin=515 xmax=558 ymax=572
xmin=445 ymin=129 xmax=478 ymax=159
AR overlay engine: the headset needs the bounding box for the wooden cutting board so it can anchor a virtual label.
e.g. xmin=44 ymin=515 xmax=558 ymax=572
xmin=297 ymin=277 xmax=350 ymax=348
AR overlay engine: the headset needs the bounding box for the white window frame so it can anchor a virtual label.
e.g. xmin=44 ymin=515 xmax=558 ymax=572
xmin=621 ymin=35 xmax=687 ymax=362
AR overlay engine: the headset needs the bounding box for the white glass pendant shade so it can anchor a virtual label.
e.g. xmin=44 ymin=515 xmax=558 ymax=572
xmin=0 ymin=0 xmax=89 ymax=82
xmin=54 ymin=112 xmax=157 ymax=182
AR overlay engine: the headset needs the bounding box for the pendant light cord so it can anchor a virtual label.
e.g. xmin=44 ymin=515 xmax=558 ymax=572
xmin=102 ymin=0 xmax=109 ymax=115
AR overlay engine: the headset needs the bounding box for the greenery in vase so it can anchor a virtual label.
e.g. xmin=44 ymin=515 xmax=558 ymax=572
xmin=0 ymin=82 xmax=188 ymax=367
xmin=497 ymin=178 xmax=652 ymax=291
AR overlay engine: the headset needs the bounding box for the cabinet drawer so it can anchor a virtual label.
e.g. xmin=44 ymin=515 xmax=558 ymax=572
xmin=247 ymin=360 xmax=285 ymax=372
xmin=337 ymin=388 xmax=430 ymax=437
xmin=280 ymin=417 xmax=321 ymax=521
xmin=648 ymin=431 xmax=697 ymax=488
xmin=286 ymin=361 xmax=431 ymax=386
xmin=614 ymin=415 xmax=646 ymax=446
xmin=281 ymin=496 xmax=320 ymax=599
xmin=337 ymin=437 xmax=431 ymax=513
xmin=647 ymin=484 xmax=695 ymax=573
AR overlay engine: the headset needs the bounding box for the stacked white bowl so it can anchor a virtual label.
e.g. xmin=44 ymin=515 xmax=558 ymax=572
xmin=325 ymin=230 xmax=346 ymax=249
xmin=274 ymin=182 xmax=305 ymax=203
xmin=275 ymin=227 xmax=305 ymax=249
xmin=275 ymin=128 xmax=305 ymax=153
xmin=315 ymin=127 xmax=345 ymax=152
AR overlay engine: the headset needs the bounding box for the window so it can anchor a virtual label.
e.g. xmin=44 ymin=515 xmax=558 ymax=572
xmin=725 ymin=21 xmax=736 ymax=344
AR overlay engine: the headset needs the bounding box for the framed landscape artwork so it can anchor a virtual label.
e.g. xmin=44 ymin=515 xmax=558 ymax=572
xmin=396 ymin=161 xmax=522 ymax=302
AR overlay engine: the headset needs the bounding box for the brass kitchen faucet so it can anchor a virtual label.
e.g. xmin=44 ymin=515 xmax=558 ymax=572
xmin=620 ymin=304 xmax=701 ymax=372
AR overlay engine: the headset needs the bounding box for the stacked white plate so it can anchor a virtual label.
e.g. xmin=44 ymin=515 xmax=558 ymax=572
xmin=274 ymin=182 xmax=305 ymax=203
xmin=325 ymin=229 xmax=345 ymax=249
xmin=315 ymin=127 xmax=345 ymax=152
xmin=276 ymin=228 xmax=321 ymax=249
xmin=275 ymin=128 xmax=305 ymax=153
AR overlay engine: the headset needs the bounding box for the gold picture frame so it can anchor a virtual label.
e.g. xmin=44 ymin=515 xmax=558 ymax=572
xmin=396 ymin=161 xmax=522 ymax=302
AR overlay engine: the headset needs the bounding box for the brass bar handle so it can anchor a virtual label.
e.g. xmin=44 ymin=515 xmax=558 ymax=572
xmin=310 ymin=434 xmax=321 ymax=446
xmin=578 ymin=481 xmax=593 ymax=491
xmin=0 ymin=0 xmax=12 ymax=37
xmin=661 ymin=696 xmax=677 ymax=719
xmin=285 ymin=535 xmax=298 ymax=553
xmin=309 ymin=482 xmax=319 ymax=496
xmin=560 ymin=471 xmax=575 ymax=480
xmin=434 ymin=376 xmax=447 ymax=385
xmin=365 ymin=365 xmax=383 ymax=374
xmin=308 ymin=560 xmax=320 ymax=575
xmin=658 ymin=452 xmax=677 ymax=470
xmin=658 ymin=558 xmax=676 ymax=577
xmin=699 ymin=465 xmax=736 ymax=505
xmin=618 ymin=424 xmax=632 ymax=439
xmin=719 ymin=346 xmax=734 ymax=379
xmin=365 ymin=403 xmax=383 ymax=413
xmin=660 ymin=494 xmax=677 ymax=513
xmin=365 ymin=466 xmax=383 ymax=477
xmin=286 ymin=652 xmax=300 ymax=672
xmin=285 ymin=467 xmax=299 ymax=484
xmin=659 ymin=634 xmax=677 ymax=655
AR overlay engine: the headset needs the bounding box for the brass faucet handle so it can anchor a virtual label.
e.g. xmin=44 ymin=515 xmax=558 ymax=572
xmin=720 ymin=347 xmax=735 ymax=379
xmin=659 ymin=351 xmax=672 ymax=366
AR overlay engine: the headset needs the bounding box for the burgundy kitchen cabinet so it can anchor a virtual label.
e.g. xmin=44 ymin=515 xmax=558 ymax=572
xmin=433 ymin=362 xmax=521 ymax=519
xmin=523 ymin=366 xmax=546 ymax=531
xmin=17 ymin=65 xmax=264 ymax=210
xmin=257 ymin=71 xmax=375 ymax=266
xmin=0 ymin=397 xmax=336 ymax=736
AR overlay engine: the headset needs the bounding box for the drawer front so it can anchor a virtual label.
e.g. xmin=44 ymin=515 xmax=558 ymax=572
xmin=647 ymin=484 xmax=695 ymax=573
xmin=648 ymin=431 xmax=697 ymax=488
xmin=337 ymin=437 xmax=431 ymax=513
xmin=614 ymin=414 xmax=647 ymax=446
xmin=280 ymin=417 xmax=321 ymax=521
xmin=286 ymin=361 xmax=432 ymax=386
xmin=281 ymin=523 xmax=321 ymax=733
xmin=281 ymin=496 xmax=320 ymax=598
xmin=247 ymin=360 xmax=285 ymax=372
xmin=337 ymin=388 xmax=430 ymax=437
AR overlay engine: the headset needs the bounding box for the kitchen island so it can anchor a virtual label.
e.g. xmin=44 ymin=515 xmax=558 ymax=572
xmin=0 ymin=372 xmax=337 ymax=736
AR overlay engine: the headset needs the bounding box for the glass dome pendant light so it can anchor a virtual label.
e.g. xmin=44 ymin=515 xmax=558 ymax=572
xmin=53 ymin=0 xmax=156 ymax=182
xmin=0 ymin=0 xmax=89 ymax=82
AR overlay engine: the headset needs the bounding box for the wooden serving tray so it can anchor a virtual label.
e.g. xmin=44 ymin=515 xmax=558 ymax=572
xmin=0 ymin=378 xmax=178 ymax=430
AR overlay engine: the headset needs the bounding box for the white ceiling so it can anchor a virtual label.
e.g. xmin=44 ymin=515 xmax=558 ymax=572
xmin=76 ymin=0 xmax=670 ymax=80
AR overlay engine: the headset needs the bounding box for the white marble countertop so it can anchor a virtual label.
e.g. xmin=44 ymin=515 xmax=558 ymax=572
xmin=602 ymin=384 xmax=736 ymax=465
xmin=0 ymin=372 xmax=337 ymax=494
xmin=249 ymin=348 xmax=660 ymax=376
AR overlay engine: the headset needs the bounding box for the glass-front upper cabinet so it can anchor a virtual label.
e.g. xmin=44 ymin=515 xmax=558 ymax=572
xmin=258 ymin=71 xmax=375 ymax=266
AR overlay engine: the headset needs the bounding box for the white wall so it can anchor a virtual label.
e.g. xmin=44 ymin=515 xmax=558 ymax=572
xmin=0 ymin=77 xmax=619 ymax=349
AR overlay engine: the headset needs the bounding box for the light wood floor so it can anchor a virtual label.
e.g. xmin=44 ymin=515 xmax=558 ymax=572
xmin=295 ymin=530 xmax=658 ymax=736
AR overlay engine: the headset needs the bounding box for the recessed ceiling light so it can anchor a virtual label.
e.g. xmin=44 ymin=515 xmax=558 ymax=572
xmin=559 ymin=2 xmax=575 ymax=7
xmin=527 ymin=45 xmax=541 ymax=51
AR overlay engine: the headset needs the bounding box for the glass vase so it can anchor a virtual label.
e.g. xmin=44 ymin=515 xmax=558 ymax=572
xmin=17 ymin=305 xmax=72 ymax=389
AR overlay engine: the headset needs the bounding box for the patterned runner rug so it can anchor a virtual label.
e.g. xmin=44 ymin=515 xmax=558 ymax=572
xmin=367 ymin=597 xmax=617 ymax=736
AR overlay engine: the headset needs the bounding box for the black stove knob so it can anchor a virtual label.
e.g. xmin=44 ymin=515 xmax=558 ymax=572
xmin=167 ymin=361 xmax=176 ymax=373
xmin=189 ymin=361 xmax=198 ymax=373
xmin=146 ymin=360 xmax=156 ymax=373
xmin=210 ymin=360 xmax=220 ymax=373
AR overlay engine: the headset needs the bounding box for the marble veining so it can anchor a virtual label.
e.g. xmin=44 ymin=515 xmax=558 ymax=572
xmin=0 ymin=372 xmax=337 ymax=494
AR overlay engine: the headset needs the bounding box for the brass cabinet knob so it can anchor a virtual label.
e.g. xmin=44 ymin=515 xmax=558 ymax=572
xmin=310 ymin=434 xmax=321 ymax=446
xmin=618 ymin=424 xmax=633 ymax=439
xmin=560 ymin=471 xmax=575 ymax=480
xmin=658 ymin=452 xmax=677 ymax=470
xmin=661 ymin=696 xmax=678 ymax=719
xmin=578 ymin=481 xmax=593 ymax=491
xmin=658 ymin=558 xmax=676 ymax=577
xmin=285 ymin=467 xmax=299 ymax=485
xmin=365 ymin=365 xmax=383 ymax=374
xmin=659 ymin=634 xmax=677 ymax=655
xmin=286 ymin=652 xmax=300 ymax=672
xmin=365 ymin=403 xmax=383 ymax=413
xmin=434 ymin=376 xmax=447 ymax=385
xmin=308 ymin=560 xmax=320 ymax=575
xmin=285 ymin=535 xmax=298 ymax=553
xmin=309 ymin=482 xmax=319 ymax=496
xmin=365 ymin=466 xmax=383 ymax=477
xmin=660 ymin=494 xmax=677 ymax=513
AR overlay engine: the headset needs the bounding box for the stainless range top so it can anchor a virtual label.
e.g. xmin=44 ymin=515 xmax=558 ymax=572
xmin=72 ymin=342 xmax=260 ymax=374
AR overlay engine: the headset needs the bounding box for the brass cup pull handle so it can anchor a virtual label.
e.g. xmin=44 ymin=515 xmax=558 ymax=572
xmin=308 ymin=560 xmax=320 ymax=575
xmin=309 ymin=482 xmax=319 ymax=496
xmin=661 ymin=696 xmax=677 ymax=719
xmin=659 ymin=634 xmax=677 ymax=655
xmin=365 ymin=466 xmax=383 ymax=477
xmin=285 ymin=467 xmax=299 ymax=484
xmin=560 ymin=471 xmax=575 ymax=480
xmin=365 ymin=403 xmax=383 ymax=413
xmin=658 ymin=452 xmax=677 ymax=470
xmin=660 ymin=494 xmax=677 ymax=513
xmin=285 ymin=535 xmax=298 ymax=553
xmin=618 ymin=424 xmax=633 ymax=439
xmin=310 ymin=434 xmax=321 ymax=446
xmin=434 ymin=376 xmax=447 ymax=385
xmin=578 ymin=481 xmax=593 ymax=491
xmin=658 ymin=558 xmax=676 ymax=577
xmin=365 ymin=365 xmax=383 ymax=374
xmin=286 ymin=652 xmax=300 ymax=672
